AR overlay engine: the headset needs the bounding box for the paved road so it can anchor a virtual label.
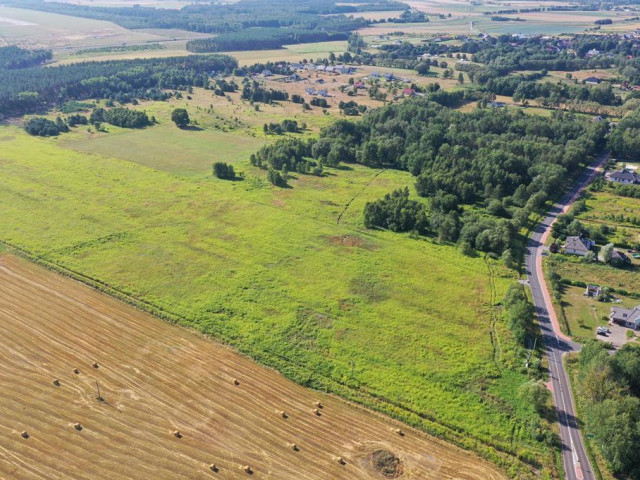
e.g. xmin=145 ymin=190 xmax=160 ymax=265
xmin=525 ymin=154 xmax=607 ymax=480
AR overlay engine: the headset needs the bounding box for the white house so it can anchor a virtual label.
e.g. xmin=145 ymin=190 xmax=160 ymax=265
xmin=564 ymin=236 xmax=595 ymax=256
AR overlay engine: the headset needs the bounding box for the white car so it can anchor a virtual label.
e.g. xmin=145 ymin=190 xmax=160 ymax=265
xmin=596 ymin=326 xmax=608 ymax=336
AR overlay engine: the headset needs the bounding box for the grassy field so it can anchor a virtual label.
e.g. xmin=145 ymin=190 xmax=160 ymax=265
xmin=0 ymin=97 xmax=554 ymax=474
xmin=0 ymin=6 xmax=164 ymax=50
xmin=576 ymin=189 xmax=640 ymax=248
xmin=0 ymin=255 xmax=509 ymax=479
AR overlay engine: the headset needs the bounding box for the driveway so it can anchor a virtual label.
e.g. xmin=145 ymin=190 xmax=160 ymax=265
xmin=597 ymin=323 xmax=636 ymax=349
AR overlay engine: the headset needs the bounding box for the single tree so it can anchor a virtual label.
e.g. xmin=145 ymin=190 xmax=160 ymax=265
xmin=171 ymin=108 xmax=190 ymax=128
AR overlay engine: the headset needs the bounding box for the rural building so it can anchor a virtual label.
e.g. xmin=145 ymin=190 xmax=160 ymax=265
xmin=403 ymin=88 xmax=416 ymax=97
xmin=262 ymin=69 xmax=273 ymax=77
xmin=609 ymin=169 xmax=640 ymax=185
xmin=318 ymin=89 xmax=329 ymax=97
xmin=584 ymin=284 xmax=603 ymax=298
xmin=610 ymin=305 xmax=640 ymax=329
xmin=489 ymin=101 xmax=505 ymax=108
xmin=611 ymin=249 xmax=632 ymax=265
xmin=305 ymin=87 xmax=316 ymax=95
xmin=585 ymin=49 xmax=600 ymax=58
xmin=584 ymin=76 xmax=602 ymax=85
xmin=564 ymin=236 xmax=595 ymax=256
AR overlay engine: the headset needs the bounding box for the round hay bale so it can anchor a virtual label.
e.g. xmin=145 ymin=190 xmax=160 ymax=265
xmin=233 ymin=378 xmax=240 ymax=386
xmin=278 ymin=410 xmax=288 ymax=419
xmin=73 ymin=423 xmax=83 ymax=431
xmin=20 ymin=431 xmax=29 ymax=439
xmin=314 ymin=401 xmax=323 ymax=409
xmin=313 ymin=408 xmax=321 ymax=416
xmin=52 ymin=379 xmax=60 ymax=386
xmin=173 ymin=430 xmax=182 ymax=439
xmin=73 ymin=368 xmax=80 ymax=375
xmin=242 ymin=465 xmax=252 ymax=474
xmin=336 ymin=456 xmax=346 ymax=465
xmin=92 ymin=362 xmax=99 ymax=369
xmin=290 ymin=443 xmax=299 ymax=451
xmin=395 ymin=428 xmax=404 ymax=437
xmin=209 ymin=464 xmax=218 ymax=472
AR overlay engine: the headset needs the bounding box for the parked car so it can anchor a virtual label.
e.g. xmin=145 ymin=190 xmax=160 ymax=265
xmin=596 ymin=326 xmax=608 ymax=336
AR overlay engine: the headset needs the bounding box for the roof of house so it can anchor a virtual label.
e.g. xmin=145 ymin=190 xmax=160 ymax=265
xmin=610 ymin=170 xmax=640 ymax=183
xmin=612 ymin=249 xmax=631 ymax=263
xmin=611 ymin=305 xmax=640 ymax=325
xmin=565 ymin=236 xmax=593 ymax=253
xmin=584 ymin=76 xmax=602 ymax=83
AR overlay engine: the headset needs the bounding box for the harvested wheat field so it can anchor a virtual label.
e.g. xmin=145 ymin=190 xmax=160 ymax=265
xmin=0 ymin=255 xmax=505 ymax=480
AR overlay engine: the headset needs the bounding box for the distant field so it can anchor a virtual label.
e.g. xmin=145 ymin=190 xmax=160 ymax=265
xmin=0 ymin=6 xmax=166 ymax=49
xmin=45 ymin=0 xmax=190 ymax=6
xmin=223 ymin=41 xmax=349 ymax=66
xmin=0 ymin=255 xmax=508 ymax=479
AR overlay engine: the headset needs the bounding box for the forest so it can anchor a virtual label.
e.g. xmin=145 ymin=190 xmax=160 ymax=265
xmin=0 ymin=46 xmax=52 ymax=70
xmin=0 ymin=52 xmax=236 ymax=119
xmin=609 ymin=109 xmax=640 ymax=159
xmin=574 ymin=341 xmax=640 ymax=477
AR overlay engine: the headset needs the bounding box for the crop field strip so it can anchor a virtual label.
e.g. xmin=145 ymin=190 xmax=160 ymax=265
xmin=0 ymin=255 xmax=506 ymax=480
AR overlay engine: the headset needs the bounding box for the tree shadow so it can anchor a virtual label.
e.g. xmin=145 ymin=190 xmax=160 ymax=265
xmin=181 ymin=125 xmax=204 ymax=131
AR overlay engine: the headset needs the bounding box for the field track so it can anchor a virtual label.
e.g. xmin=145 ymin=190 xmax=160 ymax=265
xmin=0 ymin=255 xmax=505 ymax=480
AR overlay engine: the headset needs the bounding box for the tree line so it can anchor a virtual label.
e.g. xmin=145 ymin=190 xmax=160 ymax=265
xmin=0 ymin=55 xmax=236 ymax=119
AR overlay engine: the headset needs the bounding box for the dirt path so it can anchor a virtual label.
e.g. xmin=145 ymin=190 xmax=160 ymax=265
xmin=0 ymin=255 xmax=505 ymax=480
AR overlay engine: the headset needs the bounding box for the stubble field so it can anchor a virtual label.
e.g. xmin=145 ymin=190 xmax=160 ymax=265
xmin=0 ymin=254 xmax=507 ymax=480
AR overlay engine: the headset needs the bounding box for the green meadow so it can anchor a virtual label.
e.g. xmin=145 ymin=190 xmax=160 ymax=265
xmin=0 ymin=96 xmax=553 ymax=475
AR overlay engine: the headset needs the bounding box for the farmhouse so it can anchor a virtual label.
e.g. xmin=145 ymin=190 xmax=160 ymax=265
xmin=584 ymin=76 xmax=602 ymax=85
xmin=584 ymin=284 xmax=603 ymax=298
xmin=610 ymin=305 xmax=640 ymax=329
xmin=609 ymin=169 xmax=640 ymax=185
xmin=564 ymin=236 xmax=594 ymax=256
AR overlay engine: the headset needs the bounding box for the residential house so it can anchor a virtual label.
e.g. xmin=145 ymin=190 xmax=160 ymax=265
xmin=318 ymin=89 xmax=329 ymax=97
xmin=403 ymin=88 xmax=416 ymax=97
xmin=584 ymin=76 xmax=602 ymax=85
xmin=610 ymin=305 xmax=640 ymax=329
xmin=585 ymin=48 xmax=600 ymax=58
xmin=564 ymin=236 xmax=595 ymax=256
xmin=305 ymin=87 xmax=317 ymax=95
xmin=584 ymin=284 xmax=603 ymax=298
xmin=261 ymin=69 xmax=272 ymax=77
xmin=609 ymin=169 xmax=640 ymax=185
xmin=611 ymin=249 xmax=632 ymax=265
xmin=489 ymin=101 xmax=505 ymax=108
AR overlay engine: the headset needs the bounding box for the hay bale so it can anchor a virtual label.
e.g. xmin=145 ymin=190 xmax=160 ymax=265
xmin=73 ymin=423 xmax=83 ymax=431
xmin=241 ymin=465 xmax=252 ymax=474
xmin=232 ymin=378 xmax=240 ymax=386
xmin=73 ymin=368 xmax=80 ymax=375
xmin=209 ymin=464 xmax=218 ymax=472
xmin=313 ymin=408 xmax=321 ymax=416
xmin=173 ymin=430 xmax=182 ymax=439
xmin=314 ymin=401 xmax=323 ymax=409
xmin=336 ymin=456 xmax=346 ymax=465
xmin=52 ymin=379 xmax=60 ymax=386
xmin=20 ymin=431 xmax=29 ymax=439
xmin=290 ymin=443 xmax=299 ymax=451
xmin=92 ymin=362 xmax=99 ymax=369
xmin=277 ymin=410 xmax=288 ymax=419
xmin=394 ymin=428 xmax=405 ymax=437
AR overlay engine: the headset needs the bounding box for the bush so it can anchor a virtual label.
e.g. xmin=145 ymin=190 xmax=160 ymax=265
xmin=171 ymin=108 xmax=190 ymax=128
xmin=267 ymin=168 xmax=287 ymax=187
xmin=213 ymin=162 xmax=235 ymax=180
xmin=24 ymin=117 xmax=68 ymax=136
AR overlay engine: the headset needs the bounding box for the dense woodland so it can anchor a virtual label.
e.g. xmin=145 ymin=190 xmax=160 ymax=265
xmin=0 ymin=51 xmax=236 ymax=118
xmin=609 ymin=109 xmax=640 ymax=159
xmin=575 ymin=341 xmax=640 ymax=477
xmin=0 ymin=46 xmax=52 ymax=70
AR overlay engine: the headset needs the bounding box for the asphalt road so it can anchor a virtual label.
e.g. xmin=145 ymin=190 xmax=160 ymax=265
xmin=525 ymin=154 xmax=608 ymax=480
